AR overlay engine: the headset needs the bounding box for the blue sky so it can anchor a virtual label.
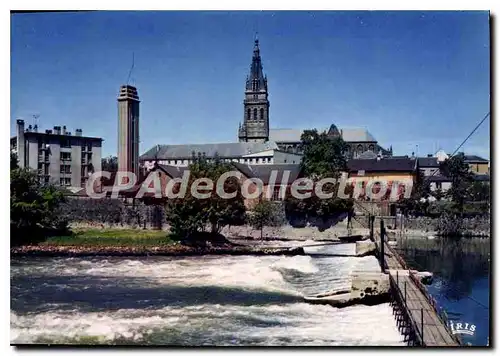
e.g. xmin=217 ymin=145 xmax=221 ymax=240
xmin=11 ymin=11 xmax=490 ymax=158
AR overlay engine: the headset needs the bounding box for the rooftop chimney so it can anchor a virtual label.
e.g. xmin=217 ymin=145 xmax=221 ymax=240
xmin=54 ymin=126 xmax=61 ymax=135
xmin=45 ymin=129 xmax=51 ymax=134
xmin=427 ymin=154 xmax=432 ymax=157
xmin=62 ymin=126 xmax=67 ymax=135
xmin=75 ymin=129 xmax=82 ymax=137
xmin=16 ymin=120 xmax=25 ymax=168
xmin=33 ymin=124 xmax=38 ymax=133
xmin=27 ymin=124 xmax=32 ymax=132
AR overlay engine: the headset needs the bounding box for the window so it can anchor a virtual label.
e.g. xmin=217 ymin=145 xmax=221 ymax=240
xmin=357 ymin=144 xmax=364 ymax=157
xmin=247 ymin=108 xmax=251 ymax=120
xmin=253 ymin=108 xmax=257 ymax=120
xmin=284 ymin=159 xmax=287 ymax=163
xmin=260 ymin=108 xmax=264 ymax=120
xmin=60 ymin=152 xmax=71 ymax=161
xmin=368 ymin=144 xmax=375 ymax=152
xmin=60 ymin=164 xmax=71 ymax=174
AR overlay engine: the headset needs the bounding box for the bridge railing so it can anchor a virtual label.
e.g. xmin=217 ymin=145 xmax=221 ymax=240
xmin=408 ymin=271 xmax=461 ymax=345
xmin=389 ymin=272 xmax=424 ymax=345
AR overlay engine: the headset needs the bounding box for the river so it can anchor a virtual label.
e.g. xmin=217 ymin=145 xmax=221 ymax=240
xmin=395 ymin=237 xmax=490 ymax=346
xmin=11 ymin=243 xmax=405 ymax=346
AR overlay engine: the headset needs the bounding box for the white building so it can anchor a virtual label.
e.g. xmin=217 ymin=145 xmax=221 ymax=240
xmin=140 ymin=141 xmax=302 ymax=169
xmin=10 ymin=119 xmax=103 ymax=188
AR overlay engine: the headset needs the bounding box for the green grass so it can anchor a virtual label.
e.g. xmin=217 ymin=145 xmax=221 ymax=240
xmin=42 ymin=228 xmax=175 ymax=247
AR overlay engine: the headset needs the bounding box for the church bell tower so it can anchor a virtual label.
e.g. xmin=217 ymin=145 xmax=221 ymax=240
xmin=238 ymin=38 xmax=270 ymax=143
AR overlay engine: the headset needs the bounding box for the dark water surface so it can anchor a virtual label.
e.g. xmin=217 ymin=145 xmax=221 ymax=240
xmin=11 ymin=243 xmax=405 ymax=346
xmin=396 ymin=237 xmax=490 ymax=346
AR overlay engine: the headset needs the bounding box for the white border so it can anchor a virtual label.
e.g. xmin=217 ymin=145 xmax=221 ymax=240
xmin=3 ymin=3 xmax=497 ymax=356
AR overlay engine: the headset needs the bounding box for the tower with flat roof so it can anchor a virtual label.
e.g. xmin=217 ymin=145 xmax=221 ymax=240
xmin=117 ymin=85 xmax=140 ymax=175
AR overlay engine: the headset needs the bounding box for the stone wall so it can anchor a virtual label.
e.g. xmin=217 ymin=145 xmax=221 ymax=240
xmin=402 ymin=216 xmax=490 ymax=235
xmin=59 ymin=198 xmax=167 ymax=230
xmin=60 ymin=197 xmax=368 ymax=240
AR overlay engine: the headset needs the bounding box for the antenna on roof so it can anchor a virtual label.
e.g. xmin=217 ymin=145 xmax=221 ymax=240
xmin=32 ymin=114 xmax=40 ymax=127
xmin=126 ymin=52 xmax=135 ymax=85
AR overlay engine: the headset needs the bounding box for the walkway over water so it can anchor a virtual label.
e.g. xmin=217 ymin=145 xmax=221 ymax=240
xmin=366 ymin=215 xmax=461 ymax=347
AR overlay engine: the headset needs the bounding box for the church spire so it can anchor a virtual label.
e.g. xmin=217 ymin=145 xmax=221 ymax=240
xmin=239 ymin=37 xmax=270 ymax=143
xmin=246 ymin=38 xmax=267 ymax=92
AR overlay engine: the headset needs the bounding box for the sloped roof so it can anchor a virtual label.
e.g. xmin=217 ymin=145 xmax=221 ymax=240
xmin=269 ymin=127 xmax=377 ymax=143
xmin=231 ymin=162 xmax=302 ymax=184
xmin=153 ymin=162 xmax=302 ymax=185
xmin=347 ymin=158 xmax=417 ymax=173
xmin=156 ymin=164 xmax=189 ymax=178
xmin=140 ymin=141 xmax=279 ymax=160
xmin=464 ymin=155 xmax=489 ymax=163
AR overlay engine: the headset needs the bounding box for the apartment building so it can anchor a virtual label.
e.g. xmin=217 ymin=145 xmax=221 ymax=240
xmin=11 ymin=119 xmax=103 ymax=188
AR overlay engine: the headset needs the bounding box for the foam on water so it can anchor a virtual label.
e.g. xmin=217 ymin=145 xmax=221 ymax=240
xmin=11 ymin=254 xmax=404 ymax=346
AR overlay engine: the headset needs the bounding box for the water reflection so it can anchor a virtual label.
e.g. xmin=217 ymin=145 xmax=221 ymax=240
xmin=396 ymin=237 xmax=490 ymax=346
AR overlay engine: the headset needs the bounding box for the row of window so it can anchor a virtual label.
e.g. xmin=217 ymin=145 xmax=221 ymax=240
xmin=246 ymin=108 xmax=266 ymax=121
xmin=37 ymin=138 xmax=93 ymax=151
xmin=161 ymin=157 xmax=275 ymax=165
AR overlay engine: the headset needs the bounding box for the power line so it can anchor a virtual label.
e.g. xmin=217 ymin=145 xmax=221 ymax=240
xmin=423 ymin=111 xmax=490 ymax=182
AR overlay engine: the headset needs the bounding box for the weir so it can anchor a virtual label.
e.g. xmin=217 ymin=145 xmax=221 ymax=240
xmin=368 ymin=215 xmax=461 ymax=346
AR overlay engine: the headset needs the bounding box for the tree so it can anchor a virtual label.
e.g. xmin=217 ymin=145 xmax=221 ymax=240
xmin=300 ymin=129 xmax=348 ymax=178
xmin=10 ymin=167 xmax=66 ymax=245
xmin=397 ymin=170 xmax=431 ymax=216
xmin=101 ymin=155 xmax=118 ymax=172
xmin=248 ymin=200 xmax=281 ymax=239
xmin=439 ymin=153 xmax=474 ymax=213
xmin=11 ymin=152 xmax=18 ymax=170
xmin=165 ymin=153 xmax=246 ymax=244
xmin=285 ymin=129 xmax=353 ymax=226
xmin=467 ymin=181 xmax=490 ymax=202
xmin=432 ymin=188 xmax=445 ymax=201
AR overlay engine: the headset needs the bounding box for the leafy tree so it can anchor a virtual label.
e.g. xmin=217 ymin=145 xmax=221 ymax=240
xmin=432 ymin=188 xmax=445 ymax=201
xmin=397 ymin=170 xmax=431 ymax=216
xmin=165 ymin=153 xmax=246 ymax=244
xmin=467 ymin=181 xmax=490 ymax=202
xmin=101 ymin=155 xmax=118 ymax=172
xmin=300 ymin=129 xmax=348 ymax=178
xmin=439 ymin=153 xmax=474 ymax=213
xmin=285 ymin=129 xmax=352 ymax=226
xmin=11 ymin=152 xmax=18 ymax=170
xmin=248 ymin=200 xmax=282 ymax=239
xmin=10 ymin=167 xmax=66 ymax=245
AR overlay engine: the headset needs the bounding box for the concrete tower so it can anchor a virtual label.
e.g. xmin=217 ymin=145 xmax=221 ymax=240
xmin=117 ymin=85 xmax=140 ymax=175
xmin=238 ymin=39 xmax=270 ymax=143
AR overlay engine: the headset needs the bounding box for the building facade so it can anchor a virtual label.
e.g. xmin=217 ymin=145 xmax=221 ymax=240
xmin=140 ymin=141 xmax=302 ymax=168
xmin=269 ymin=124 xmax=392 ymax=159
xmin=11 ymin=119 xmax=103 ymax=188
xmin=238 ymin=39 xmax=270 ymax=143
xmin=118 ymin=85 xmax=140 ymax=175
